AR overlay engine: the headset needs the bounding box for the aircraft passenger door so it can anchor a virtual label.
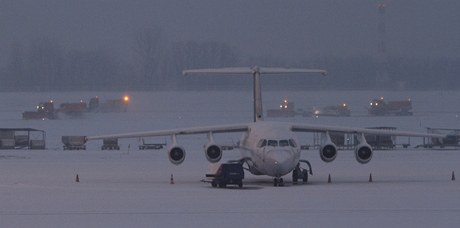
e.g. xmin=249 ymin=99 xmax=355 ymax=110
xmin=257 ymin=139 xmax=267 ymax=162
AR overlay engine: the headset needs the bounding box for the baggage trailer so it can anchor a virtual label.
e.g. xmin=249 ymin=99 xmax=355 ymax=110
xmin=101 ymin=138 xmax=120 ymax=150
xmin=62 ymin=136 xmax=86 ymax=150
xmin=138 ymin=138 xmax=165 ymax=150
xmin=0 ymin=128 xmax=46 ymax=149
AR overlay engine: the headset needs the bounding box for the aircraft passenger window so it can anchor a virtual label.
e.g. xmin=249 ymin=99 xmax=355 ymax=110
xmin=279 ymin=140 xmax=289 ymax=147
xmin=268 ymin=140 xmax=278 ymax=147
xmin=257 ymin=139 xmax=267 ymax=148
xmin=289 ymin=139 xmax=297 ymax=148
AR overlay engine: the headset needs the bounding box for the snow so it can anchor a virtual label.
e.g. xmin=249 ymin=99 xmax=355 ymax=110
xmin=1 ymin=90 xmax=460 ymax=227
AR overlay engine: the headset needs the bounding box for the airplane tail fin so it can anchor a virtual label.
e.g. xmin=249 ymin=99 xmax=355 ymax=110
xmin=183 ymin=66 xmax=327 ymax=122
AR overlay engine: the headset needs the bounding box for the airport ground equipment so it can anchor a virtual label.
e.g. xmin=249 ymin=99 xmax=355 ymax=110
xmin=420 ymin=128 xmax=460 ymax=148
xmin=62 ymin=136 xmax=86 ymax=150
xmin=266 ymin=99 xmax=297 ymax=117
xmin=101 ymin=138 xmax=120 ymax=150
xmin=138 ymin=138 xmax=166 ymax=150
xmin=311 ymin=103 xmax=351 ymax=117
xmin=88 ymin=96 xmax=129 ymax=112
xmin=204 ymin=163 xmax=244 ymax=188
xmin=292 ymin=161 xmax=312 ymax=184
xmin=0 ymin=128 xmax=46 ymax=149
xmin=22 ymin=101 xmax=57 ymax=120
xmin=368 ymin=97 xmax=413 ymax=116
xmin=23 ymin=96 xmax=130 ymax=120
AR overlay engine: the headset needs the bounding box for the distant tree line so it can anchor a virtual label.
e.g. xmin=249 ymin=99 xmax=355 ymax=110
xmin=1 ymin=28 xmax=459 ymax=91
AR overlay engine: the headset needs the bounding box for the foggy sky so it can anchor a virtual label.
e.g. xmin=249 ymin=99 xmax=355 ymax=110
xmin=1 ymin=0 xmax=460 ymax=66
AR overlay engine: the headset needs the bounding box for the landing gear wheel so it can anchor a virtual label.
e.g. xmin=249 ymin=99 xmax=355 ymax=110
xmin=278 ymin=178 xmax=284 ymax=187
xmin=302 ymin=170 xmax=309 ymax=183
xmin=273 ymin=178 xmax=284 ymax=187
xmin=292 ymin=169 xmax=299 ymax=185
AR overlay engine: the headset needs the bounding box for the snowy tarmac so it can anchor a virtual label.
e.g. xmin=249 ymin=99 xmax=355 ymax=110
xmin=1 ymin=90 xmax=460 ymax=227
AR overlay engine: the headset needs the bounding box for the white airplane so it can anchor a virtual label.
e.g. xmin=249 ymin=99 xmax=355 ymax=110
xmin=86 ymin=66 xmax=443 ymax=186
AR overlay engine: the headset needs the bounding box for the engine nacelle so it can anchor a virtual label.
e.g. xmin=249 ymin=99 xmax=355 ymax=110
xmin=204 ymin=144 xmax=223 ymax=163
xmin=319 ymin=143 xmax=337 ymax=163
xmin=168 ymin=145 xmax=186 ymax=165
xmin=354 ymin=144 xmax=373 ymax=164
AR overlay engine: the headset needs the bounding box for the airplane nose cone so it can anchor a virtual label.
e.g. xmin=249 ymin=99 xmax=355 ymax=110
xmin=266 ymin=149 xmax=295 ymax=176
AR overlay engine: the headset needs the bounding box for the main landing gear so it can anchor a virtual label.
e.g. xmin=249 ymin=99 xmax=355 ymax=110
xmin=273 ymin=160 xmax=313 ymax=187
xmin=292 ymin=160 xmax=312 ymax=185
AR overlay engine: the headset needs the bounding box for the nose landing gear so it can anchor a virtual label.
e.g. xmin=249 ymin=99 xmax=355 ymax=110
xmin=273 ymin=177 xmax=285 ymax=187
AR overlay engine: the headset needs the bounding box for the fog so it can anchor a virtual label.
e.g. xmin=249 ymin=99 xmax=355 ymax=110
xmin=1 ymin=1 xmax=459 ymax=90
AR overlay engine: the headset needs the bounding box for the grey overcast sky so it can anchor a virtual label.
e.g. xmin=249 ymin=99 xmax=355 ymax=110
xmin=1 ymin=0 xmax=460 ymax=63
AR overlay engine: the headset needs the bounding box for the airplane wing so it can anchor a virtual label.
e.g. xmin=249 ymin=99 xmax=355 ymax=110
xmin=86 ymin=123 xmax=250 ymax=141
xmin=291 ymin=123 xmax=444 ymax=138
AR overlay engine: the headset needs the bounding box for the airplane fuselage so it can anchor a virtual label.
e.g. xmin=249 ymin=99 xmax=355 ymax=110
xmin=239 ymin=121 xmax=301 ymax=178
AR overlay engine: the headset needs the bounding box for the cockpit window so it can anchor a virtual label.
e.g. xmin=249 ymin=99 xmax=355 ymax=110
xmin=259 ymin=139 xmax=297 ymax=148
xmin=289 ymin=139 xmax=297 ymax=148
xmin=279 ymin=140 xmax=289 ymax=147
xmin=257 ymin=139 xmax=267 ymax=148
xmin=267 ymin=140 xmax=278 ymax=147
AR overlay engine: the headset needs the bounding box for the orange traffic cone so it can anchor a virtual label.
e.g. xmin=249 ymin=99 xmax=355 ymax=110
xmin=170 ymin=174 xmax=175 ymax=184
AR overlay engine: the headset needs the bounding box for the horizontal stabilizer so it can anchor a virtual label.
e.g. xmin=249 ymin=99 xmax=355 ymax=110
xmin=183 ymin=66 xmax=327 ymax=76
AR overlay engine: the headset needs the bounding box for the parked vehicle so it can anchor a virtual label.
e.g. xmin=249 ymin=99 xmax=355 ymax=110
xmin=205 ymin=163 xmax=244 ymax=188
xmin=368 ymin=97 xmax=413 ymax=116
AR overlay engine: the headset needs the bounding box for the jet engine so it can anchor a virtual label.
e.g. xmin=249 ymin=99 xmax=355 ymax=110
xmin=168 ymin=145 xmax=186 ymax=165
xmin=354 ymin=143 xmax=373 ymax=164
xmin=319 ymin=132 xmax=338 ymax=163
xmin=204 ymin=144 xmax=222 ymax=163
xmin=319 ymin=143 xmax=337 ymax=163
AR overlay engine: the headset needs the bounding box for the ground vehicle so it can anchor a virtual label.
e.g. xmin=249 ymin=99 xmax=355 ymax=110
xmin=205 ymin=163 xmax=244 ymax=188
xmin=89 ymin=96 xmax=129 ymax=112
xmin=22 ymin=101 xmax=57 ymax=120
xmin=266 ymin=99 xmax=297 ymax=117
xmin=59 ymin=101 xmax=88 ymax=117
xmin=312 ymin=103 xmax=351 ymax=117
xmin=368 ymin=97 xmax=413 ymax=116
xmin=23 ymin=96 xmax=130 ymax=120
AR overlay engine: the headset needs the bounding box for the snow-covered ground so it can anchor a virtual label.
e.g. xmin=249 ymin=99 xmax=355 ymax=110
xmin=1 ymin=90 xmax=460 ymax=227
